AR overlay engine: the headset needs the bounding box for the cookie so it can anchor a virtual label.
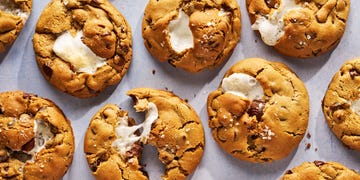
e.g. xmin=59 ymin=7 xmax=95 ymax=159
xmin=33 ymin=0 xmax=132 ymax=98
xmin=246 ymin=0 xmax=350 ymax=58
xmin=322 ymin=58 xmax=360 ymax=151
xmin=84 ymin=88 xmax=205 ymax=179
xmin=0 ymin=91 xmax=74 ymax=179
xmin=142 ymin=0 xmax=241 ymax=73
xmin=207 ymin=58 xmax=309 ymax=162
xmin=280 ymin=161 xmax=360 ymax=179
xmin=0 ymin=0 xmax=32 ymax=53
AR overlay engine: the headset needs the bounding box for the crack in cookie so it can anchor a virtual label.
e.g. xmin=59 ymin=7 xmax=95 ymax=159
xmin=84 ymin=88 xmax=205 ymax=180
xmin=207 ymin=58 xmax=309 ymax=162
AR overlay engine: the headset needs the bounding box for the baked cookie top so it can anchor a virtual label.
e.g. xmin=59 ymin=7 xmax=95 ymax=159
xmin=142 ymin=0 xmax=241 ymax=73
xmin=33 ymin=0 xmax=132 ymax=98
xmin=322 ymin=58 xmax=360 ymax=151
xmin=85 ymin=88 xmax=205 ymax=180
xmin=246 ymin=0 xmax=350 ymax=58
xmin=0 ymin=0 xmax=32 ymax=53
xmin=280 ymin=161 xmax=360 ymax=179
xmin=0 ymin=91 xmax=74 ymax=179
xmin=207 ymin=58 xmax=309 ymax=162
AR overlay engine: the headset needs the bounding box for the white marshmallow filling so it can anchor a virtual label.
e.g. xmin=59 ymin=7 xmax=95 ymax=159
xmin=53 ymin=31 xmax=106 ymax=74
xmin=0 ymin=0 xmax=29 ymax=20
xmin=221 ymin=73 xmax=264 ymax=101
xmin=112 ymin=102 xmax=159 ymax=157
xmin=251 ymin=0 xmax=303 ymax=46
xmin=168 ymin=9 xmax=194 ymax=53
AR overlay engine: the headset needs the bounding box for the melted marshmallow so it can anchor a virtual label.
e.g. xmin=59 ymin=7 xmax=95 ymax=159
xmin=53 ymin=31 xmax=106 ymax=74
xmin=112 ymin=102 xmax=158 ymax=156
xmin=0 ymin=0 xmax=29 ymax=20
xmin=28 ymin=120 xmax=54 ymax=157
xmin=222 ymin=73 xmax=264 ymax=101
xmin=168 ymin=10 xmax=194 ymax=53
xmin=351 ymin=99 xmax=360 ymax=116
xmin=251 ymin=0 xmax=303 ymax=46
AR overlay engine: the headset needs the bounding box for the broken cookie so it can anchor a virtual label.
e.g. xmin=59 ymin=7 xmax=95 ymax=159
xmin=84 ymin=88 xmax=205 ymax=180
xmin=207 ymin=58 xmax=309 ymax=162
xmin=142 ymin=0 xmax=241 ymax=72
xmin=280 ymin=161 xmax=360 ymax=179
xmin=0 ymin=91 xmax=75 ymax=179
xmin=33 ymin=0 xmax=132 ymax=98
xmin=246 ymin=0 xmax=350 ymax=58
xmin=0 ymin=0 xmax=32 ymax=52
xmin=322 ymin=58 xmax=360 ymax=151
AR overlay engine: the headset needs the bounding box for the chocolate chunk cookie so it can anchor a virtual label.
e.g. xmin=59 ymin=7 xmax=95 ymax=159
xmin=84 ymin=88 xmax=205 ymax=180
xmin=0 ymin=0 xmax=32 ymax=52
xmin=280 ymin=161 xmax=360 ymax=179
xmin=33 ymin=0 xmax=132 ymax=98
xmin=142 ymin=0 xmax=241 ymax=72
xmin=0 ymin=91 xmax=74 ymax=179
xmin=246 ymin=0 xmax=350 ymax=58
xmin=322 ymin=58 xmax=360 ymax=151
xmin=207 ymin=58 xmax=309 ymax=162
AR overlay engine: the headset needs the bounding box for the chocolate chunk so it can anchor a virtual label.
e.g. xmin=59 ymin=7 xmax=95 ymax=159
xmin=22 ymin=138 xmax=35 ymax=152
xmin=0 ymin=149 xmax=9 ymax=162
xmin=42 ymin=64 xmax=53 ymax=77
xmin=125 ymin=143 xmax=143 ymax=158
xmin=247 ymin=99 xmax=265 ymax=121
xmin=314 ymin=160 xmax=325 ymax=166
xmin=285 ymin=170 xmax=293 ymax=174
xmin=349 ymin=68 xmax=360 ymax=79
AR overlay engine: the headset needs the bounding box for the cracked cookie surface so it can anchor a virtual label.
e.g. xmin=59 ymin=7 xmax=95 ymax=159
xmin=246 ymin=0 xmax=350 ymax=58
xmin=280 ymin=161 xmax=360 ymax=179
xmin=85 ymin=88 xmax=205 ymax=180
xmin=207 ymin=58 xmax=309 ymax=162
xmin=33 ymin=0 xmax=132 ymax=98
xmin=142 ymin=0 xmax=241 ymax=73
xmin=0 ymin=91 xmax=75 ymax=179
xmin=322 ymin=58 xmax=360 ymax=151
xmin=0 ymin=0 xmax=32 ymax=53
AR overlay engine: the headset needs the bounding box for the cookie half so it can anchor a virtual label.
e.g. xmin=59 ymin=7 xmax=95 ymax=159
xmin=207 ymin=58 xmax=309 ymax=162
xmin=280 ymin=161 xmax=360 ymax=179
xmin=0 ymin=0 xmax=32 ymax=52
xmin=0 ymin=91 xmax=75 ymax=179
xmin=84 ymin=88 xmax=205 ymax=180
xmin=246 ymin=0 xmax=350 ymax=58
xmin=322 ymin=58 xmax=360 ymax=151
xmin=142 ymin=0 xmax=241 ymax=72
xmin=33 ymin=0 xmax=132 ymax=98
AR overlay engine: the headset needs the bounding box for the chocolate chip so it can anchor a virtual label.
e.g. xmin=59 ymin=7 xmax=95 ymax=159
xmin=314 ymin=160 xmax=325 ymax=166
xmin=306 ymin=133 xmax=311 ymax=139
xmin=42 ymin=64 xmax=53 ymax=77
xmin=0 ymin=149 xmax=8 ymax=162
xmin=247 ymin=99 xmax=265 ymax=121
xmin=125 ymin=143 xmax=142 ymax=158
xmin=22 ymin=138 xmax=35 ymax=152
xmin=285 ymin=170 xmax=293 ymax=174
xmin=329 ymin=102 xmax=349 ymax=111
xmin=265 ymin=0 xmax=279 ymax=8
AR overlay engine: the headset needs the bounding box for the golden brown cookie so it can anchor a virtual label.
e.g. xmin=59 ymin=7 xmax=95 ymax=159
xmin=0 ymin=91 xmax=75 ymax=179
xmin=322 ymin=58 xmax=360 ymax=151
xmin=84 ymin=88 xmax=205 ymax=180
xmin=207 ymin=58 xmax=309 ymax=162
xmin=280 ymin=161 xmax=360 ymax=179
xmin=142 ymin=0 xmax=241 ymax=73
xmin=0 ymin=0 xmax=32 ymax=53
xmin=33 ymin=0 xmax=132 ymax=98
xmin=246 ymin=0 xmax=350 ymax=58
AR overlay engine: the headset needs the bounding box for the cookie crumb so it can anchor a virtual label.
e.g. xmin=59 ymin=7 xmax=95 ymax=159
xmin=315 ymin=148 xmax=318 ymax=152
xmin=152 ymin=69 xmax=156 ymax=75
xmin=185 ymin=99 xmax=188 ymax=103
xmin=306 ymin=133 xmax=311 ymax=139
xmin=305 ymin=143 xmax=311 ymax=150
xmin=314 ymin=160 xmax=325 ymax=166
